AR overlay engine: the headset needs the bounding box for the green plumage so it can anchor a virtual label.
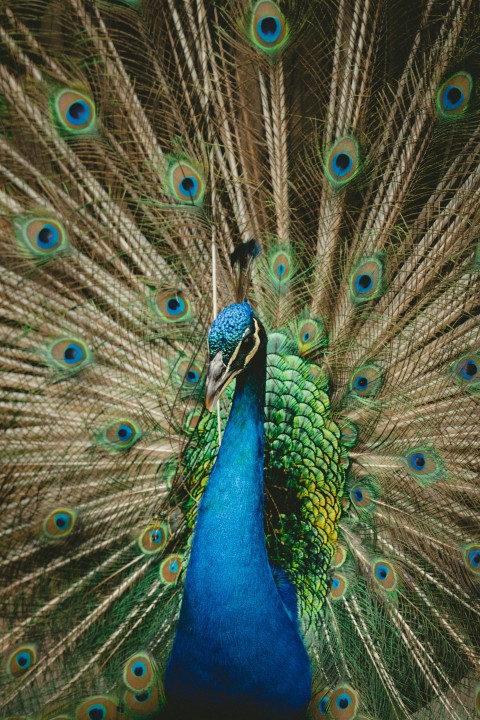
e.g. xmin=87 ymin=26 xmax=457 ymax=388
xmin=181 ymin=342 xmax=346 ymax=628
xmin=0 ymin=0 xmax=479 ymax=718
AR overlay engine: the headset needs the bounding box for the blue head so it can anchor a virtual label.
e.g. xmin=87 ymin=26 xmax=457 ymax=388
xmin=205 ymin=302 xmax=266 ymax=410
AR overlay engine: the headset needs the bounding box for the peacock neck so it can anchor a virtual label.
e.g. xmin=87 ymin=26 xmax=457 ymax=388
xmin=166 ymin=341 xmax=311 ymax=719
xmin=190 ymin=341 xmax=268 ymax=567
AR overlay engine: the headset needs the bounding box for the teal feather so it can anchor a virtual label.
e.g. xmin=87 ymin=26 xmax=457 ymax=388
xmin=0 ymin=1 xmax=479 ymax=719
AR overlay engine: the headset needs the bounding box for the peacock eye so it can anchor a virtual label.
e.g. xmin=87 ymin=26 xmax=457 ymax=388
xmin=87 ymin=705 xmax=106 ymax=720
xmin=123 ymin=682 xmax=161 ymax=713
xmin=53 ymin=89 xmax=96 ymax=134
xmin=463 ymin=544 xmax=480 ymax=574
xmin=101 ymin=419 xmax=141 ymax=451
xmin=451 ymin=352 xmax=479 ymax=390
xmin=338 ymin=419 xmax=358 ymax=447
xmin=137 ymin=521 xmax=169 ymax=555
xmin=159 ymin=553 xmax=183 ymax=584
xmin=47 ymin=337 xmax=93 ymax=373
xmin=410 ymin=452 xmax=425 ymax=470
xmin=153 ymin=289 xmax=192 ymax=323
xmin=14 ymin=216 xmax=70 ymax=260
xmin=468 ymin=549 xmax=480 ymax=568
xmin=443 ymin=85 xmax=463 ymax=110
xmin=319 ymin=697 xmax=328 ymax=714
xmin=350 ymin=364 xmax=383 ymax=397
xmin=250 ymin=1 xmax=289 ymax=54
xmin=328 ymin=684 xmax=359 ymax=719
xmin=67 ymin=100 xmax=91 ymax=126
xmin=436 ymin=72 xmax=472 ymax=118
xmin=325 ymin=135 xmax=360 ymax=187
xmin=376 ymin=564 xmax=389 ymax=580
xmin=165 ymin=156 xmax=205 ymax=206
xmin=460 ymin=359 xmax=477 ymax=379
xmin=75 ymin=697 xmax=118 ymax=720
xmin=336 ymin=693 xmax=351 ymax=709
xmin=43 ymin=507 xmax=77 ymax=539
xmin=257 ymin=15 xmax=281 ymax=43
xmin=242 ymin=334 xmax=255 ymax=351
xmin=403 ymin=446 xmax=443 ymax=485
xmin=7 ymin=645 xmax=37 ymax=677
xmin=373 ymin=559 xmax=398 ymax=593
xmin=332 ymin=152 xmax=352 ymax=176
xmin=134 ymin=690 xmax=150 ymax=701
xmin=330 ymin=572 xmax=348 ymax=599
xmin=123 ymin=651 xmax=158 ymax=692
xmin=349 ymin=255 xmax=384 ymax=302
xmin=295 ymin=317 xmax=328 ymax=357
xmin=354 ymin=375 xmax=368 ymax=389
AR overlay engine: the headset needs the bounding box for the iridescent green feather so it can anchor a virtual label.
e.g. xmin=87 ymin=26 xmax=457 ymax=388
xmin=181 ymin=337 xmax=346 ymax=629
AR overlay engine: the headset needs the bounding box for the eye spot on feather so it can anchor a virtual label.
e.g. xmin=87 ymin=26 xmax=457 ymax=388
xmin=296 ymin=317 xmax=328 ymax=356
xmin=403 ymin=447 xmax=444 ymax=485
xmin=176 ymin=359 xmax=203 ymax=389
xmin=153 ymin=290 xmax=192 ymax=323
xmin=349 ymin=364 xmax=383 ymax=397
xmin=165 ymin=157 xmax=205 ymax=206
xmin=88 ymin=707 xmax=105 ymax=720
xmin=137 ymin=522 xmax=169 ymax=555
xmin=331 ymin=544 xmax=348 ymax=568
xmin=14 ymin=217 xmax=70 ymax=260
xmin=53 ymin=90 xmax=96 ymax=134
xmin=338 ymin=419 xmax=358 ymax=448
xmin=269 ymin=249 xmax=293 ymax=288
xmin=373 ymin=560 xmax=398 ymax=593
xmin=460 ymin=359 xmax=477 ymax=378
xmin=43 ymin=507 xmax=77 ymax=539
xmin=64 ymin=342 xmax=84 ymax=364
xmin=123 ymin=684 xmax=162 ymax=714
xmin=159 ymin=554 xmax=183 ymax=584
xmin=329 ymin=684 xmax=359 ymax=719
xmin=411 ymin=453 xmax=424 ymax=469
xmin=309 ymin=689 xmax=331 ymax=718
xmin=349 ymin=256 xmax=384 ymax=303
xmin=123 ymin=652 xmax=157 ymax=692
xmin=325 ymin=136 xmax=360 ymax=187
xmin=436 ymin=72 xmax=472 ymax=118
xmin=250 ymin=1 xmax=289 ymax=53
xmin=7 ymin=645 xmax=37 ymax=677
xmin=350 ymin=480 xmax=376 ymax=511
xmin=357 ymin=274 xmax=371 ymax=291
xmin=101 ymin=419 xmax=141 ymax=451
xmin=451 ymin=353 xmax=479 ymax=391
xmin=330 ymin=572 xmax=348 ymax=599
xmin=75 ymin=697 xmax=118 ymax=720
xmin=463 ymin=544 xmax=480 ymax=575
xmin=48 ymin=337 xmax=93 ymax=373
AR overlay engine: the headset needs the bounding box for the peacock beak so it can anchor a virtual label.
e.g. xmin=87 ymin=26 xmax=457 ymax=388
xmin=205 ymin=351 xmax=237 ymax=412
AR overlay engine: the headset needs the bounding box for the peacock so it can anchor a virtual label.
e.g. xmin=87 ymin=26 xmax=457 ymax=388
xmin=0 ymin=0 xmax=479 ymax=718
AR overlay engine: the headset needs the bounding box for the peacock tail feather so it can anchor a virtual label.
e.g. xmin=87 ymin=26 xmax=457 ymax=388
xmin=0 ymin=0 xmax=479 ymax=718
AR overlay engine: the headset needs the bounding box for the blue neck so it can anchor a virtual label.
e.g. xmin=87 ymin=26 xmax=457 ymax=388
xmin=192 ymin=343 xmax=267 ymax=565
xmin=166 ymin=344 xmax=311 ymax=720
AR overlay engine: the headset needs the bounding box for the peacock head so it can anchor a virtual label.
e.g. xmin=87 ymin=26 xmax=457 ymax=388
xmin=205 ymin=302 xmax=266 ymax=411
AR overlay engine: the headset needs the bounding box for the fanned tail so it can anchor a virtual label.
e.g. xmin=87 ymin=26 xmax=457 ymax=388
xmin=0 ymin=0 xmax=479 ymax=718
